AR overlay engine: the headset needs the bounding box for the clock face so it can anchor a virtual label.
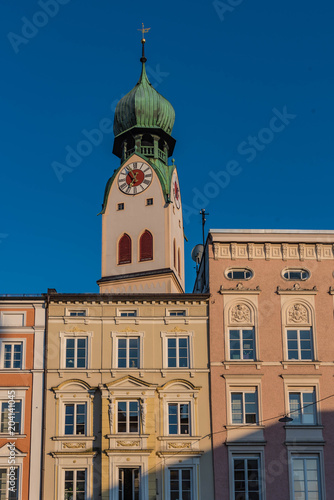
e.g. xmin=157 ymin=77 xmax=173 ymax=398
xmin=172 ymin=174 xmax=180 ymax=209
xmin=118 ymin=162 xmax=153 ymax=195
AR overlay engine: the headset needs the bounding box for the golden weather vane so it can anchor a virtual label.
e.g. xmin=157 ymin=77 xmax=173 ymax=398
xmin=138 ymin=23 xmax=151 ymax=43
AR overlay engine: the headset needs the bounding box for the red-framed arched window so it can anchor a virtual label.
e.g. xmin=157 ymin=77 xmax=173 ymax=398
xmin=139 ymin=230 xmax=153 ymax=262
xmin=118 ymin=234 xmax=131 ymax=264
xmin=173 ymin=239 xmax=176 ymax=269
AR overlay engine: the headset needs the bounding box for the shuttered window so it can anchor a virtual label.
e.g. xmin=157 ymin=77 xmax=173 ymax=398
xmin=118 ymin=234 xmax=131 ymax=264
xmin=139 ymin=230 xmax=153 ymax=261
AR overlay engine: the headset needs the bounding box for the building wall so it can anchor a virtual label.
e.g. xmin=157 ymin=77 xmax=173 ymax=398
xmin=45 ymin=294 xmax=213 ymax=500
xmin=202 ymin=231 xmax=334 ymax=500
xmin=0 ymin=299 xmax=45 ymax=500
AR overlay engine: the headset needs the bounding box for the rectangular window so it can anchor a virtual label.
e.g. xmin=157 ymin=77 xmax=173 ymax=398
xmin=64 ymin=470 xmax=86 ymax=500
xmin=233 ymin=457 xmax=261 ymax=500
xmin=146 ymin=198 xmax=153 ymax=206
xmin=167 ymin=338 xmax=189 ymax=368
xmin=289 ymin=391 xmax=316 ymax=425
xmin=231 ymin=391 xmax=258 ymax=424
xmin=117 ymin=401 xmax=139 ymax=433
xmin=119 ymin=468 xmax=139 ymax=500
xmin=3 ymin=343 xmax=23 ymax=369
xmin=119 ymin=310 xmax=137 ymax=317
xmin=169 ymin=310 xmax=186 ymax=317
xmin=117 ymin=203 xmax=125 ymax=211
xmin=169 ymin=469 xmax=192 ymax=500
xmin=287 ymin=328 xmax=313 ymax=360
xmin=117 ymin=337 xmax=139 ymax=368
xmin=69 ymin=310 xmax=86 ymax=317
xmin=229 ymin=328 xmax=255 ymax=360
xmin=65 ymin=403 xmax=87 ymax=435
xmin=292 ymin=457 xmax=321 ymax=500
xmin=65 ymin=338 xmax=87 ymax=368
xmin=168 ymin=403 xmax=190 ymax=435
xmin=0 ymin=468 xmax=18 ymax=500
xmin=0 ymin=401 xmax=22 ymax=434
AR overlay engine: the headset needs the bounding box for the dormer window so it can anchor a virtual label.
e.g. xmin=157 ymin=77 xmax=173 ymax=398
xmin=282 ymin=269 xmax=310 ymax=281
xmin=226 ymin=268 xmax=253 ymax=280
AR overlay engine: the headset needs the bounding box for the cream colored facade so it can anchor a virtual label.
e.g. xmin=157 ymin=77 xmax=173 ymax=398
xmin=99 ymin=153 xmax=185 ymax=294
xmin=44 ymin=292 xmax=213 ymax=500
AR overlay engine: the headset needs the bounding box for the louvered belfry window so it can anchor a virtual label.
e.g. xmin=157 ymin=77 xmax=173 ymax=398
xmin=139 ymin=230 xmax=153 ymax=261
xmin=118 ymin=234 xmax=132 ymax=264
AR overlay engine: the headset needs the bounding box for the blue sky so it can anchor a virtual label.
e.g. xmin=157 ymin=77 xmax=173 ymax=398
xmin=0 ymin=0 xmax=333 ymax=293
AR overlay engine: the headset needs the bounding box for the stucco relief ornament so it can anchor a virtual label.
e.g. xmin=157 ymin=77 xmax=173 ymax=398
xmin=140 ymin=400 xmax=147 ymax=433
xmin=288 ymin=304 xmax=308 ymax=324
xmin=108 ymin=399 xmax=114 ymax=433
xmin=230 ymin=304 xmax=251 ymax=323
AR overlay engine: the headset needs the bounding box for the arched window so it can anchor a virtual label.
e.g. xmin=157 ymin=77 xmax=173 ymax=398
xmin=178 ymin=248 xmax=181 ymax=276
xmin=173 ymin=239 xmax=176 ymax=269
xmin=139 ymin=230 xmax=153 ymax=262
xmin=118 ymin=234 xmax=131 ymax=264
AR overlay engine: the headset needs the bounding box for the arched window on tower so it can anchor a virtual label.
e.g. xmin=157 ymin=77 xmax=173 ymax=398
xmin=178 ymin=248 xmax=181 ymax=277
xmin=118 ymin=234 xmax=132 ymax=265
xmin=139 ymin=230 xmax=153 ymax=262
xmin=173 ymin=239 xmax=176 ymax=269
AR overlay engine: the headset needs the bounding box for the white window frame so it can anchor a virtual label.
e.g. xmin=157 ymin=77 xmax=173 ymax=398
xmin=116 ymin=308 xmax=139 ymax=317
xmin=64 ymin=468 xmax=87 ymax=499
xmin=0 ymin=312 xmax=26 ymax=327
xmin=225 ymin=267 xmax=254 ymax=280
xmin=286 ymin=327 xmax=314 ymax=361
xmin=282 ymin=376 xmax=321 ymax=427
xmin=230 ymin=389 xmax=258 ymax=425
xmin=282 ymin=268 xmax=310 ymax=281
xmin=163 ymin=459 xmax=199 ymax=500
xmin=59 ymin=331 xmax=93 ymax=370
xmin=165 ymin=308 xmax=188 ymax=317
xmin=108 ymin=456 xmax=149 ymax=500
xmin=167 ymin=401 xmax=191 ymax=435
xmin=288 ymin=389 xmax=317 ymax=425
xmin=282 ymin=299 xmax=317 ymax=363
xmin=65 ymin=307 xmax=88 ymax=317
xmin=0 ymin=445 xmax=26 ymax=500
xmin=224 ymin=375 xmax=263 ymax=427
xmin=57 ymin=462 xmax=94 ymax=500
xmin=228 ymin=448 xmax=265 ymax=500
xmin=53 ymin=381 xmax=95 ymax=438
xmin=224 ymin=299 xmax=259 ymax=363
xmin=64 ymin=402 xmax=87 ymax=436
xmin=116 ymin=400 xmax=140 ymax=434
xmin=228 ymin=327 xmax=256 ymax=361
xmin=289 ymin=453 xmax=324 ymax=500
xmin=0 ymin=388 xmax=27 ymax=437
xmin=111 ymin=331 xmax=144 ymax=370
xmin=168 ymin=468 xmax=193 ymax=500
xmin=0 ymin=339 xmax=26 ymax=369
xmin=161 ymin=331 xmax=194 ymax=370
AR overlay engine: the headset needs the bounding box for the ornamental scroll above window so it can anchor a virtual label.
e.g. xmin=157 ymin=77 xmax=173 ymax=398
xmin=227 ymin=302 xmax=256 ymax=361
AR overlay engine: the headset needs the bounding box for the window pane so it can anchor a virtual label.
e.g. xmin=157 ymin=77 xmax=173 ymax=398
xmin=129 ymin=338 xmax=139 ymax=368
xmin=302 ymin=392 xmax=316 ymax=424
xmin=65 ymin=405 xmax=74 ymax=435
xmin=168 ymin=404 xmax=178 ymax=434
xmin=242 ymin=329 xmax=254 ymax=360
xmin=289 ymin=393 xmax=301 ymax=424
xmin=66 ymin=339 xmax=75 ymax=368
xmin=168 ymin=338 xmax=177 ymax=368
xmin=180 ymin=404 xmax=190 ymax=434
xmin=245 ymin=393 xmax=257 ymax=424
xmin=179 ymin=338 xmax=189 ymax=368
xmin=118 ymin=339 xmax=127 ymax=368
xmin=231 ymin=394 xmax=243 ymax=424
xmin=118 ymin=402 xmax=127 ymax=432
xmin=76 ymin=404 xmax=86 ymax=435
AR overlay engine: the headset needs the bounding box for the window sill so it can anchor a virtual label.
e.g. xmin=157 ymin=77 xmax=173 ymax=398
xmin=281 ymin=361 xmax=321 ymax=370
xmin=52 ymin=435 xmax=96 ymax=441
xmin=0 ymin=434 xmax=26 ymax=439
xmin=222 ymin=361 xmax=263 ymax=370
xmin=284 ymin=425 xmax=323 ymax=430
xmin=225 ymin=425 xmax=265 ymax=430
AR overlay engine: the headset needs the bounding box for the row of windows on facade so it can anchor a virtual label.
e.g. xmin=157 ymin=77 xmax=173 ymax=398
xmin=118 ymin=232 xmax=182 ymax=276
xmin=0 ymin=456 xmax=323 ymax=500
xmin=226 ymin=268 xmax=310 ymax=281
xmin=0 ymin=326 xmax=317 ymax=371
xmin=117 ymin=197 xmax=153 ymax=211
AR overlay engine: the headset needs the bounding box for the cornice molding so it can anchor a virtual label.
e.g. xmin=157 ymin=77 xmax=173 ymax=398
xmin=219 ymin=283 xmax=261 ymax=295
xmin=277 ymin=284 xmax=317 ymax=295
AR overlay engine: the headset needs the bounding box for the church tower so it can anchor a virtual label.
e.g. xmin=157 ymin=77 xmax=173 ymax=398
xmin=98 ymin=35 xmax=185 ymax=293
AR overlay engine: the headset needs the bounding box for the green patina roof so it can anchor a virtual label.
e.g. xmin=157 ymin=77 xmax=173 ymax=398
xmin=113 ymin=62 xmax=175 ymax=137
xmin=99 ymin=152 xmax=176 ymax=215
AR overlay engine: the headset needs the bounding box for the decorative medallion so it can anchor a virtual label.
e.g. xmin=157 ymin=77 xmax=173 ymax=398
xmin=288 ymin=303 xmax=309 ymax=324
xmin=230 ymin=304 xmax=251 ymax=324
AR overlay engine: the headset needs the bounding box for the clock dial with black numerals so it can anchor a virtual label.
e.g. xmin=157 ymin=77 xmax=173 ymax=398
xmin=118 ymin=162 xmax=153 ymax=195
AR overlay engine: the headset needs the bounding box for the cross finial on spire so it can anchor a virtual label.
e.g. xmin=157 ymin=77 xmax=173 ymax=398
xmin=138 ymin=23 xmax=150 ymax=63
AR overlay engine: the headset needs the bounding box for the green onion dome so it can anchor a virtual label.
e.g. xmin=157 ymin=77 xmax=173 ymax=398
xmin=113 ymin=62 xmax=175 ymax=137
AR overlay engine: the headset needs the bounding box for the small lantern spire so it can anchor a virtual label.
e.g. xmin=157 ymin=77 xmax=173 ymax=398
xmin=138 ymin=22 xmax=151 ymax=63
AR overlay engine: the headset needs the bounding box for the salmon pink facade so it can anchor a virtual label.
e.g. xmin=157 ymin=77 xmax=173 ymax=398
xmin=0 ymin=297 xmax=45 ymax=500
xmin=194 ymin=230 xmax=334 ymax=500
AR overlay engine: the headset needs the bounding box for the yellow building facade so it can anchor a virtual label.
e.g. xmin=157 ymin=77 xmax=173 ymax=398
xmin=44 ymin=292 xmax=213 ymax=499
